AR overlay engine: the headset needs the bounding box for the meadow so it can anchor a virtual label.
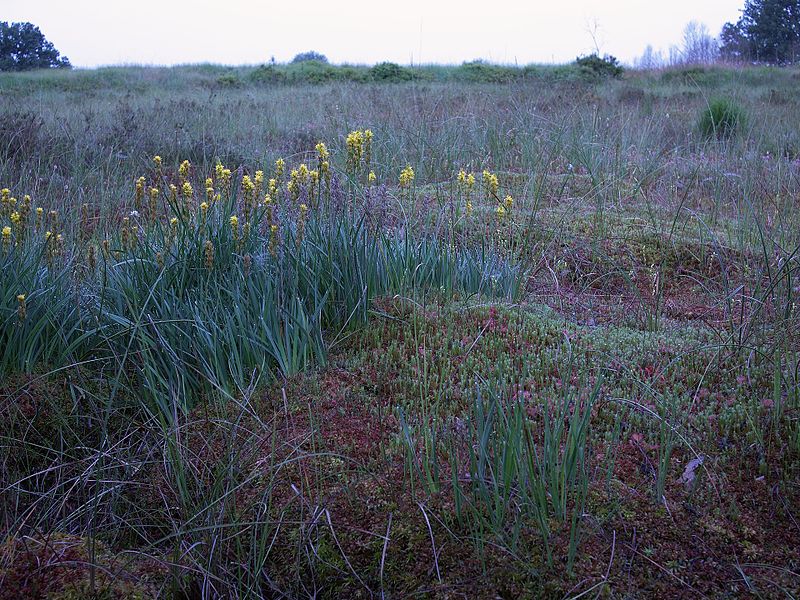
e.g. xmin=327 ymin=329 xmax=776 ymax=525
xmin=1 ymin=62 xmax=799 ymax=598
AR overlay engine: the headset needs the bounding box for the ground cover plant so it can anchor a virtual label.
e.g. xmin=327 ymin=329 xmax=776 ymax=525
xmin=1 ymin=63 xmax=799 ymax=598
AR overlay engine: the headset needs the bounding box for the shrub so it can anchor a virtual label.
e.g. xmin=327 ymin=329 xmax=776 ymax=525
xmin=574 ymin=53 xmax=624 ymax=79
xmin=248 ymin=64 xmax=287 ymax=84
xmin=454 ymin=60 xmax=518 ymax=83
xmin=698 ymin=98 xmax=747 ymax=139
xmin=291 ymin=51 xmax=328 ymax=64
xmin=370 ymin=62 xmax=413 ymax=82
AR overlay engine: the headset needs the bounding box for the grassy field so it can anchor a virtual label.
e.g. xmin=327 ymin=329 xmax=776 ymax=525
xmin=1 ymin=63 xmax=799 ymax=598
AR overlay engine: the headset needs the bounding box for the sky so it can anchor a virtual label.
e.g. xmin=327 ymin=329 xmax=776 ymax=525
xmin=3 ymin=0 xmax=744 ymax=68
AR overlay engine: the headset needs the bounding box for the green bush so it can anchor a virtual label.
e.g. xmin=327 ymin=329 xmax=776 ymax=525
xmin=291 ymin=51 xmax=328 ymax=64
xmin=574 ymin=53 xmax=624 ymax=79
xmin=370 ymin=62 xmax=413 ymax=82
xmin=698 ymin=98 xmax=747 ymax=139
xmin=454 ymin=60 xmax=519 ymax=83
xmin=248 ymin=64 xmax=287 ymax=84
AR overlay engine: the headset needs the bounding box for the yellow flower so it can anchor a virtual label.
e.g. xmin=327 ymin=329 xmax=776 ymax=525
xmin=467 ymin=173 xmax=475 ymax=189
xmin=204 ymin=239 xmax=214 ymax=269
xmin=17 ymin=294 xmax=26 ymax=320
xmin=275 ymin=158 xmax=285 ymax=178
xmin=399 ymin=165 xmax=415 ymax=188
xmin=229 ymin=215 xmax=239 ymax=228
xmin=179 ymin=159 xmax=191 ymax=181
xmin=483 ymin=170 xmax=499 ymax=199
xmin=315 ymin=141 xmax=329 ymax=162
xmin=368 ymin=171 xmax=377 ymax=184
xmin=10 ymin=211 xmax=20 ymax=225
xmin=2 ymin=226 xmax=10 ymax=252
xmin=503 ymin=195 xmax=513 ymax=210
xmin=182 ymin=181 xmax=193 ymax=199
xmin=153 ymin=155 xmax=162 ymax=169
xmin=200 ymin=201 xmax=209 ymax=218
xmin=496 ymin=204 xmax=507 ymax=219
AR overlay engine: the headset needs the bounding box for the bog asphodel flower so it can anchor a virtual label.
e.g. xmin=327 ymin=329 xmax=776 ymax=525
xmin=368 ymin=171 xmax=377 ymax=185
xmin=153 ymin=155 xmax=162 ymax=171
xmin=135 ymin=176 xmax=145 ymax=210
xmin=179 ymin=159 xmax=191 ymax=182
xmin=230 ymin=215 xmax=239 ymax=245
xmin=204 ymin=239 xmax=214 ymax=269
xmin=182 ymin=181 xmax=193 ymax=200
xmin=242 ymin=175 xmax=256 ymax=220
xmin=2 ymin=226 xmax=10 ymax=252
xmin=269 ymin=224 xmax=279 ymax=256
xmin=254 ymin=170 xmax=264 ymax=198
xmin=275 ymin=158 xmax=285 ymax=179
xmin=496 ymin=204 xmax=507 ymax=220
xmin=503 ymin=195 xmax=513 ymax=210
xmin=399 ymin=165 xmax=414 ymax=188
xmin=17 ymin=294 xmax=26 ymax=321
xmin=483 ymin=170 xmax=499 ymax=199
xmin=36 ymin=207 xmax=43 ymax=229
xmin=363 ymin=129 xmax=373 ymax=167
xmin=298 ymin=203 xmax=308 ymax=244
xmin=316 ymin=141 xmax=329 ymax=163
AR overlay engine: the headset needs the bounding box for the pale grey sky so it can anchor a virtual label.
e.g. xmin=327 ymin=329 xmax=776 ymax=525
xmin=3 ymin=0 xmax=743 ymax=67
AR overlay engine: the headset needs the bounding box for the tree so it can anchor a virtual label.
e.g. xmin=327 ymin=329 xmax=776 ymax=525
xmin=720 ymin=0 xmax=800 ymax=63
xmin=291 ymin=51 xmax=328 ymax=64
xmin=719 ymin=22 xmax=751 ymax=61
xmin=0 ymin=22 xmax=70 ymax=71
xmin=680 ymin=21 xmax=720 ymax=64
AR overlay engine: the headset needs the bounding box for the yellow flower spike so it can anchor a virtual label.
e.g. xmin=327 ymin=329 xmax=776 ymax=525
xmin=135 ymin=176 xmax=145 ymax=210
xmin=269 ymin=223 xmax=279 ymax=256
xmin=179 ymin=159 xmax=191 ymax=182
xmin=466 ymin=200 xmax=473 ymax=217
xmin=17 ymin=294 xmax=26 ymax=321
xmin=153 ymin=155 xmax=162 ymax=170
xmin=169 ymin=184 xmax=178 ymax=203
xmin=368 ymin=171 xmax=377 ymax=185
xmin=243 ymin=253 xmax=252 ymax=277
xmin=182 ymin=181 xmax=193 ymax=199
xmin=2 ymin=226 xmax=10 ymax=252
xmin=466 ymin=173 xmax=475 ymax=189
xmin=457 ymin=170 xmax=467 ymax=185
xmin=315 ymin=141 xmax=330 ymax=162
xmin=503 ymin=195 xmax=513 ymax=210
xmin=275 ymin=158 xmax=285 ymax=179
xmin=229 ymin=215 xmax=239 ymax=228
xmin=205 ymin=177 xmax=213 ymax=189
xmin=399 ymin=165 xmax=415 ymax=188
xmin=87 ymin=244 xmax=97 ymax=271
xmin=200 ymin=202 xmax=209 ymax=224
xmin=149 ymin=187 xmax=159 ymax=223
xmin=495 ymin=204 xmax=507 ymax=220
xmin=204 ymin=239 xmax=214 ymax=270
xmin=364 ymin=129 xmax=373 ymax=158
xmin=254 ymin=170 xmax=264 ymax=198
xmin=10 ymin=211 xmax=20 ymax=225
xmin=268 ymin=178 xmax=278 ymax=198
